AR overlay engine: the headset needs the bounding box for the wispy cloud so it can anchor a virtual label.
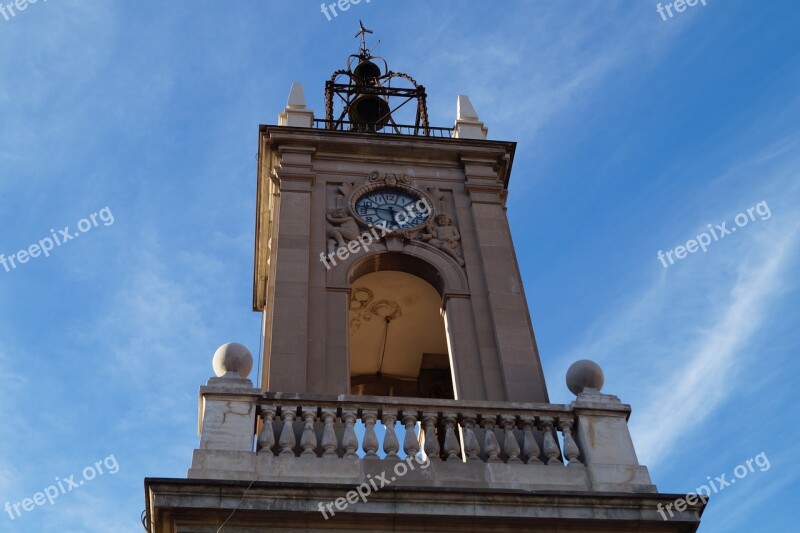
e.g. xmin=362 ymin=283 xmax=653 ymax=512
xmin=403 ymin=2 xmax=687 ymax=150
xmin=631 ymin=217 xmax=799 ymax=465
xmin=0 ymin=345 xmax=28 ymax=497
xmin=557 ymin=148 xmax=800 ymax=468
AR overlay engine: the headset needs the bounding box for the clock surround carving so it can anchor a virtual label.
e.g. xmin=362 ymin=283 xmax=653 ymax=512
xmin=326 ymin=171 xmax=466 ymax=268
xmin=348 ymin=172 xmax=433 ymax=232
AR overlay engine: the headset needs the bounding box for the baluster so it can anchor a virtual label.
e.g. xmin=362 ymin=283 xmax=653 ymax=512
xmin=559 ymin=418 xmax=582 ymax=465
xmin=362 ymin=409 xmax=379 ymax=459
xmin=320 ymin=409 xmax=339 ymax=459
xmin=502 ymin=416 xmax=522 ymax=464
xmin=461 ymin=414 xmax=481 ymax=462
xmin=521 ymin=417 xmax=543 ymax=464
xmin=443 ymin=414 xmax=461 ymax=461
xmin=482 ymin=415 xmax=501 ymax=463
xmin=422 ymin=412 xmax=440 ymax=461
xmin=342 ymin=409 xmax=358 ymax=458
xmin=382 ymin=411 xmax=400 ymax=461
xmin=257 ymin=407 xmax=276 ymax=455
xmin=540 ymin=416 xmax=562 ymax=466
xmin=278 ymin=407 xmax=297 ymax=457
xmin=300 ymin=408 xmax=318 ymax=457
xmin=402 ymin=412 xmax=420 ymax=459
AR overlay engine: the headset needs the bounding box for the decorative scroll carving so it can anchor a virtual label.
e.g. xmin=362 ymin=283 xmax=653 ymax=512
xmin=366 ymin=171 xmax=411 ymax=187
xmin=349 ymin=288 xmax=402 ymax=332
xmin=350 ymin=288 xmax=373 ymax=311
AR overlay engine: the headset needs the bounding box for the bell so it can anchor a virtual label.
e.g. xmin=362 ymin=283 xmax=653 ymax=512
xmin=353 ymin=59 xmax=382 ymax=82
xmin=348 ymin=94 xmax=391 ymax=131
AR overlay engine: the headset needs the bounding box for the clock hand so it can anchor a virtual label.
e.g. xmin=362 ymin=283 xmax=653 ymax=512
xmin=376 ymin=206 xmax=400 ymax=214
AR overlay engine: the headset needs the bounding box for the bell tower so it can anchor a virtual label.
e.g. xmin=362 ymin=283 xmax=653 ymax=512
xmin=254 ymin=25 xmax=548 ymax=403
xmin=145 ymin=26 xmax=705 ymax=532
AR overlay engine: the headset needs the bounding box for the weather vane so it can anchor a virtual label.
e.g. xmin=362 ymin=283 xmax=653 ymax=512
xmin=323 ymin=21 xmax=430 ymax=134
xmin=355 ymin=20 xmax=372 ymax=55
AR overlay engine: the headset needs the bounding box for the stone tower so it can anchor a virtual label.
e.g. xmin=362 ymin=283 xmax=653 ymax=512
xmin=144 ymin=28 xmax=705 ymax=532
xmin=252 ymin=35 xmax=547 ymax=405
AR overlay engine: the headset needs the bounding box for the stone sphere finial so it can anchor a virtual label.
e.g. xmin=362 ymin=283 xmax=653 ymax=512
xmin=212 ymin=342 xmax=253 ymax=378
xmin=566 ymin=359 xmax=604 ymax=396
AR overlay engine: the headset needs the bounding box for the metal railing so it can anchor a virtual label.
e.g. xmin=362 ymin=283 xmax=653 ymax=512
xmin=313 ymin=119 xmax=454 ymax=138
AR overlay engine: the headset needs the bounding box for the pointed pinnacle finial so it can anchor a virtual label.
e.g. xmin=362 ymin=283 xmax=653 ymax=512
xmin=356 ymin=20 xmax=373 ymax=54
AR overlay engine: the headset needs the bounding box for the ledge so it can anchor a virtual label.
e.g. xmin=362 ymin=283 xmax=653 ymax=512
xmin=145 ymin=477 xmax=705 ymax=532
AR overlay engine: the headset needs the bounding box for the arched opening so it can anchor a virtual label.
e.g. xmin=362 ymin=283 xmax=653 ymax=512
xmin=348 ymin=270 xmax=453 ymax=399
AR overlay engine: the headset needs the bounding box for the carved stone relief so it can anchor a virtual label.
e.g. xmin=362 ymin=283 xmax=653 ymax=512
xmin=327 ymin=171 xmax=466 ymax=268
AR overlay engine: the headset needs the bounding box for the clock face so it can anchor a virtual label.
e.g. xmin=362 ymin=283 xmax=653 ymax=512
xmin=353 ymin=188 xmax=431 ymax=230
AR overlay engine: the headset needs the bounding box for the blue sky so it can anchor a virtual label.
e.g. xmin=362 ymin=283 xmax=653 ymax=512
xmin=1 ymin=1 xmax=798 ymax=531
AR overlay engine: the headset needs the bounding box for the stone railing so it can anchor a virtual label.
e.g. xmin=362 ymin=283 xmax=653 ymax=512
xmin=254 ymin=394 xmax=579 ymax=467
xmin=187 ymin=347 xmax=656 ymax=494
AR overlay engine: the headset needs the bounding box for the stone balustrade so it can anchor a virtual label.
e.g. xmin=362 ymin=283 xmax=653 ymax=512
xmin=188 ymin=348 xmax=656 ymax=494
xmin=190 ymin=391 xmax=656 ymax=494
xmin=254 ymin=394 xmax=580 ymax=467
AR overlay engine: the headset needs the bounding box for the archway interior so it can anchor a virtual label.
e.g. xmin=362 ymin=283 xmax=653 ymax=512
xmin=349 ymin=270 xmax=453 ymax=399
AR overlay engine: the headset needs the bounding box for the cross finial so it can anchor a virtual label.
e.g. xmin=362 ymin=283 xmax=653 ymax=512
xmin=355 ymin=20 xmax=373 ymax=54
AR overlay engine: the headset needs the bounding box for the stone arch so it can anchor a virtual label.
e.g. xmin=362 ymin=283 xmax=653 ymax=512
xmin=336 ymin=241 xmax=469 ymax=300
xmin=344 ymin=244 xmax=467 ymax=400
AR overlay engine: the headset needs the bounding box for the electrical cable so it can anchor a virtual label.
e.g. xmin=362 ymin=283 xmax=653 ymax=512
xmin=376 ymin=315 xmax=391 ymax=376
xmin=256 ymin=311 xmax=265 ymax=387
xmin=216 ymin=478 xmax=258 ymax=532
